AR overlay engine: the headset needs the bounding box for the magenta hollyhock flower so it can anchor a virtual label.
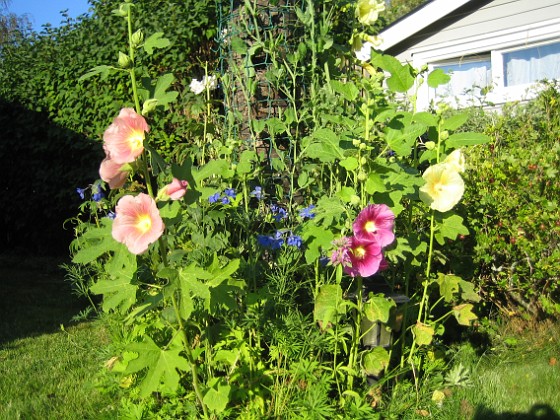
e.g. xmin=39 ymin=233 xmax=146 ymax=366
xmin=344 ymin=236 xmax=384 ymax=278
xmin=99 ymin=157 xmax=129 ymax=189
xmin=158 ymin=178 xmax=188 ymax=201
xmin=112 ymin=193 xmax=164 ymax=255
xmin=103 ymin=108 xmax=149 ymax=164
xmin=352 ymin=204 xmax=395 ymax=248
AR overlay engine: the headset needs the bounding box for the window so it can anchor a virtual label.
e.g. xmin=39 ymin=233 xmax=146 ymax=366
xmin=503 ymin=41 xmax=560 ymax=86
xmin=429 ymin=55 xmax=492 ymax=105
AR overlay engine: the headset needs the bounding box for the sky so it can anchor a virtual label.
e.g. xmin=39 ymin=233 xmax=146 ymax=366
xmin=6 ymin=0 xmax=91 ymax=32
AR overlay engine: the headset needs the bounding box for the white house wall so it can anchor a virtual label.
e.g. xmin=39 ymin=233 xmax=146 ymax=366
xmin=386 ymin=0 xmax=560 ymax=109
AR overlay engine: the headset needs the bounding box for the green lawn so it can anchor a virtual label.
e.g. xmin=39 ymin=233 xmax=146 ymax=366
xmin=0 ymin=256 xmax=117 ymax=420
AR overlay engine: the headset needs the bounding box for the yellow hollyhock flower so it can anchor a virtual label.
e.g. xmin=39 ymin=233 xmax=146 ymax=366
xmin=419 ymin=163 xmax=465 ymax=212
xmin=443 ymin=149 xmax=466 ymax=173
xmin=355 ymin=0 xmax=385 ymax=26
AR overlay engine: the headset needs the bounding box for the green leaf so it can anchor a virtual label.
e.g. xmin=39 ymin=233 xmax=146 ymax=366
xmin=435 ymin=214 xmax=469 ymax=245
xmin=446 ymin=132 xmax=491 ymax=148
xmin=207 ymin=259 xmax=240 ymax=287
xmin=412 ymin=322 xmax=435 ymax=346
xmin=203 ymin=379 xmax=231 ymax=413
xmin=362 ymin=347 xmax=390 ymax=377
xmin=365 ymin=172 xmax=387 ymax=194
xmin=305 ymin=128 xmax=345 ymax=163
xmin=459 ymin=280 xmax=481 ymax=303
xmin=143 ymin=32 xmax=171 ymax=55
xmin=427 ymin=68 xmax=451 ymax=88
xmin=194 ymin=159 xmax=234 ymax=182
xmin=72 ymin=220 xmax=117 ymax=264
xmin=125 ymin=335 xmax=189 ymax=397
xmin=153 ymin=73 xmax=178 ymax=108
xmin=339 ymin=156 xmax=359 ymax=171
xmin=385 ymin=123 xmax=426 ymax=157
xmin=78 ymin=65 xmax=117 ymax=82
xmin=364 ymin=294 xmax=396 ymax=323
xmin=302 ymin=224 xmax=335 ymax=264
xmin=314 ymin=284 xmax=346 ymax=330
xmin=442 ymin=112 xmax=469 ymax=131
xmin=436 ymin=273 xmax=461 ymax=302
xmin=370 ymin=51 xmax=415 ymax=93
xmin=237 ymin=150 xmax=257 ymax=175
xmin=179 ymin=267 xmax=211 ymax=311
xmin=452 ymin=303 xmax=477 ymax=326
xmin=413 ymin=112 xmax=438 ymax=127
xmin=329 ymin=80 xmax=359 ymax=101
xmin=337 ymin=186 xmax=357 ymax=203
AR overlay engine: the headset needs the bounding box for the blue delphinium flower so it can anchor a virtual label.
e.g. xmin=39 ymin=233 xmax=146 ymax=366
xmin=221 ymin=196 xmax=231 ymax=205
xmin=208 ymin=192 xmax=220 ymax=203
xmin=270 ymin=204 xmax=287 ymax=222
xmin=257 ymin=231 xmax=284 ymax=250
xmin=286 ymin=234 xmax=302 ymax=249
xmin=224 ymin=188 xmax=236 ymax=199
xmin=250 ymin=186 xmax=263 ymax=200
xmin=76 ymin=187 xmax=86 ymax=200
xmin=299 ymin=204 xmax=316 ymax=219
xmin=107 ymin=211 xmax=116 ymax=220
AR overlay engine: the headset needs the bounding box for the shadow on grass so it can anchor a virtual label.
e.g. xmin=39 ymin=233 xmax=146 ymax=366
xmin=0 ymin=255 xmax=88 ymax=345
xmin=474 ymin=404 xmax=560 ymax=419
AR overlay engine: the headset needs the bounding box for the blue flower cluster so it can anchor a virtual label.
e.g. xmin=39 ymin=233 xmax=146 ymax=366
xmin=208 ymin=188 xmax=237 ymax=205
xmin=270 ymin=204 xmax=288 ymax=222
xmin=250 ymin=186 xmax=263 ymax=200
xmin=257 ymin=231 xmax=302 ymax=250
xmin=76 ymin=181 xmax=106 ymax=202
xmin=299 ymin=204 xmax=316 ymax=219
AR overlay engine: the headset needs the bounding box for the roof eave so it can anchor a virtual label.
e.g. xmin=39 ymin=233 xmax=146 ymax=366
xmin=378 ymin=0 xmax=474 ymax=52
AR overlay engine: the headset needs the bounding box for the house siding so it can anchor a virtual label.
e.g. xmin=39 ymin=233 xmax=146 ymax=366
xmin=392 ymin=0 xmax=560 ymax=62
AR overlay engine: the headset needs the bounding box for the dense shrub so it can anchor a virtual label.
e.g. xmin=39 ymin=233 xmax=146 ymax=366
xmin=462 ymin=82 xmax=560 ymax=318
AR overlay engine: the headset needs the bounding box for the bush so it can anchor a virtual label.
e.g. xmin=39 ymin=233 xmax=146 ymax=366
xmin=462 ymin=81 xmax=560 ymax=318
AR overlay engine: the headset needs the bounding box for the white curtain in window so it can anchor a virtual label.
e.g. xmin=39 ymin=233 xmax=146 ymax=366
xmin=434 ymin=61 xmax=492 ymax=99
xmin=504 ymin=42 xmax=560 ymax=86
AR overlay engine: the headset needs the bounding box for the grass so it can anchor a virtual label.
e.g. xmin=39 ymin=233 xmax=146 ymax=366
xmin=431 ymin=319 xmax=560 ymax=420
xmin=0 ymin=255 xmax=118 ymax=420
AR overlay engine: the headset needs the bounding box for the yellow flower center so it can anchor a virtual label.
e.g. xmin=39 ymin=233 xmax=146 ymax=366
xmin=364 ymin=221 xmax=377 ymax=233
xmin=128 ymin=130 xmax=145 ymax=151
xmin=353 ymin=246 xmax=366 ymax=259
xmin=135 ymin=214 xmax=152 ymax=234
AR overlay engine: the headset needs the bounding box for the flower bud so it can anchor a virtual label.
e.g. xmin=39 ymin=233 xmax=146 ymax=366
xmin=131 ymin=30 xmax=144 ymax=48
xmin=425 ymin=141 xmax=436 ymax=150
xmin=118 ymin=52 xmax=133 ymax=69
xmin=359 ymin=142 xmax=367 ymax=150
xmin=352 ymin=139 xmax=361 ymax=147
xmin=441 ymin=130 xmax=449 ymax=140
xmin=141 ymin=99 xmax=158 ymax=116
xmin=360 ymin=156 xmax=367 ymax=165
xmin=112 ymin=4 xmax=129 ymax=17
xmin=357 ymin=171 xmax=367 ymax=181
xmin=350 ymin=195 xmax=361 ymax=206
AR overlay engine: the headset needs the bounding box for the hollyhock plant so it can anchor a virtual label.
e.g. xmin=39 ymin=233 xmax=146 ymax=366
xmin=344 ymin=236 xmax=385 ymax=278
xmin=103 ymin=108 xmax=149 ymax=164
xmin=419 ymin=163 xmax=465 ymax=213
xmin=99 ymin=157 xmax=130 ymax=190
xmin=353 ymin=204 xmax=395 ymax=247
xmin=158 ymin=178 xmax=188 ymax=201
xmin=112 ymin=193 xmax=165 ymax=255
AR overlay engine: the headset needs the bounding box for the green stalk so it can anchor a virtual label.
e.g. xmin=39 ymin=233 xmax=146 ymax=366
xmin=347 ymin=277 xmax=363 ymax=390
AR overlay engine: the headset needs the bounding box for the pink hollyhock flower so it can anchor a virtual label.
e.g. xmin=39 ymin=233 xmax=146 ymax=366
xmin=103 ymin=108 xmax=149 ymax=164
xmin=344 ymin=236 xmax=385 ymax=278
xmin=353 ymin=204 xmax=395 ymax=248
xmin=99 ymin=157 xmax=129 ymax=189
xmin=158 ymin=178 xmax=188 ymax=201
xmin=112 ymin=193 xmax=164 ymax=255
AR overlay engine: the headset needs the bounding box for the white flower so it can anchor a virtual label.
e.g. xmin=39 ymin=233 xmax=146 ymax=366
xmin=443 ymin=149 xmax=466 ymax=173
xmin=189 ymin=78 xmax=205 ymax=95
xmin=419 ymin=163 xmax=465 ymax=212
xmin=355 ymin=0 xmax=385 ymax=26
xmin=189 ymin=75 xmax=218 ymax=95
